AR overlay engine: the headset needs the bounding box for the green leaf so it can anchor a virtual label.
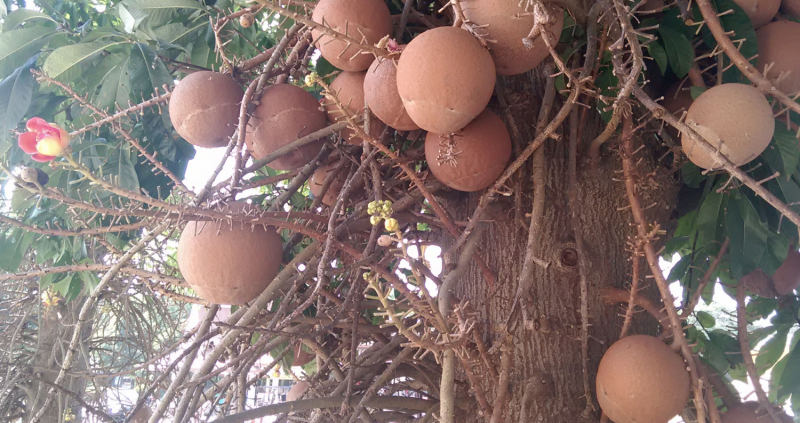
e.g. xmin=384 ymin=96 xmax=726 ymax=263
xmin=105 ymin=147 xmax=140 ymax=192
xmin=94 ymin=56 xmax=132 ymax=112
xmin=779 ymin=340 xmax=800 ymax=400
xmin=695 ymin=310 xmax=715 ymax=328
xmin=657 ymin=26 xmax=693 ymax=78
xmin=2 ymin=9 xmax=56 ymax=32
xmin=78 ymin=270 xmax=100 ymax=293
xmin=708 ymin=329 xmax=743 ymax=367
xmin=696 ymin=190 xmax=724 ymax=253
xmin=668 ymin=254 xmax=692 ymax=282
xmin=690 ymin=86 xmax=707 ymax=99
xmin=0 ymin=56 xmax=36 ymax=135
xmin=0 ymin=1 xmax=6 ymax=20
xmin=124 ymin=0 xmax=206 ymax=12
xmin=154 ymin=18 xmax=207 ymax=45
xmin=129 ymin=43 xmax=172 ymax=98
xmin=43 ymin=39 xmax=131 ymax=81
xmin=0 ymin=26 xmax=57 ymax=80
xmin=727 ymin=193 xmax=769 ymax=277
xmin=646 ymin=40 xmax=668 ymax=75
xmin=771 ymin=126 xmax=800 ymax=177
xmin=52 ymin=274 xmax=74 ymax=297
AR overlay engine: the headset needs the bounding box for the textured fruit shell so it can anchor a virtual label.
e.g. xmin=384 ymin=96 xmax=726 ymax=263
xmin=397 ymin=27 xmax=496 ymax=134
xmin=311 ymin=0 xmax=392 ymax=72
xmin=177 ymin=217 xmax=282 ymax=305
xmin=733 ymin=0 xmax=781 ymax=27
xmin=681 ymin=83 xmax=774 ymax=169
xmin=596 ymin=335 xmax=690 ymax=423
xmin=246 ymin=83 xmax=327 ymax=170
xmin=309 ymin=163 xmax=346 ymax=206
xmin=773 ymin=250 xmax=800 ymax=295
xmin=286 ymin=381 xmax=310 ymax=402
xmin=364 ymin=56 xmax=420 ymax=131
xmin=324 ymin=71 xmax=385 ymax=145
xmin=424 ymin=109 xmax=511 ymax=192
xmin=721 ymin=401 xmax=793 ymax=423
xmin=463 ymin=1 xmax=563 ymax=76
xmin=169 ymin=71 xmax=243 ymax=148
xmin=757 ymin=20 xmax=800 ymax=95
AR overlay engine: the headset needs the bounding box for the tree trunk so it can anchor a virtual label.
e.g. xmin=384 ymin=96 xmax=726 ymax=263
xmin=441 ymin=73 xmax=679 ymax=423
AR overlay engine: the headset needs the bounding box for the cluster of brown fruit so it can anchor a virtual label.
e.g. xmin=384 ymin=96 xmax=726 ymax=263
xmin=168 ymin=0 xmax=570 ymax=305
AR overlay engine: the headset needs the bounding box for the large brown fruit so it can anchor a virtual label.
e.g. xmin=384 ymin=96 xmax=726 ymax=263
xmin=311 ymin=0 xmax=392 ymax=72
xmin=462 ymin=1 xmax=563 ymax=76
xmin=177 ymin=203 xmax=283 ymax=305
xmin=309 ymin=163 xmax=346 ymax=206
xmin=596 ymin=335 xmax=690 ymax=423
xmin=757 ymin=20 xmax=800 ymax=95
xmin=324 ymin=71 xmax=385 ymax=145
xmin=169 ymin=71 xmax=243 ymax=148
xmin=397 ymin=27 xmax=496 ymax=134
xmin=286 ymin=381 xmax=310 ymax=402
xmin=245 ymin=83 xmax=327 ymax=170
xmin=424 ymin=109 xmax=511 ymax=192
xmin=659 ymin=83 xmax=695 ymax=140
xmin=681 ymin=83 xmax=774 ymax=169
xmin=733 ymin=0 xmax=780 ymax=27
xmin=364 ymin=56 xmax=419 ymax=131
xmin=773 ymin=250 xmax=800 ymax=295
xmin=783 ymin=0 xmax=800 ymax=17
xmin=722 ymin=401 xmax=793 ymax=423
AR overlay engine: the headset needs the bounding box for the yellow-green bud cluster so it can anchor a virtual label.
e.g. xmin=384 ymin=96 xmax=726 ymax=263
xmin=304 ymin=72 xmax=319 ymax=87
xmin=367 ymin=200 xmax=399 ymax=232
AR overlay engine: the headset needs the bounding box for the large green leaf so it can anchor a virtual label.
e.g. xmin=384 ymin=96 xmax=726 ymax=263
xmin=756 ymin=328 xmax=789 ymax=376
xmin=764 ymin=126 xmax=800 ymax=177
xmin=124 ymin=0 xmax=206 ymax=11
xmin=94 ymin=56 xmax=132 ymax=112
xmin=2 ymin=9 xmax=56 ymax=32
xmin=43 ymin=39 xmax=131 ymax=81
xmin=657 ymin=26 xmax=693 ymax=78
xmin=129 ymin=43 xmax=172 ymax=128
xmin=0 ymin=26 xmax=57 ymax=79
xmin=696 ymin=190 xmax=725 ymax=253
xmin=0 ymin=56 xmax=36 ymax=135
xmin=105 ymin=146 xmax=140 ymax=192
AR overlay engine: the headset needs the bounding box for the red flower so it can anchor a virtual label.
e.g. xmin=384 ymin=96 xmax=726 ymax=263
xmin=18 ymin=117 xmax=70 ymax=162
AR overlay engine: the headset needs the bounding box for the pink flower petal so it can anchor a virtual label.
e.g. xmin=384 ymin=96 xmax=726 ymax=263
xmin=25 ymin=117 xmax=49 ymax=132
xmin=18 ymin=132 xmax=39 ymax=154
xmin=31 ymin=153 xmax=55 ymax=162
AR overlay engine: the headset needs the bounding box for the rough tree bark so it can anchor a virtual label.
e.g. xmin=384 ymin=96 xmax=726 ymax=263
xmin=438 ymin=72 xmax=679 ymax=423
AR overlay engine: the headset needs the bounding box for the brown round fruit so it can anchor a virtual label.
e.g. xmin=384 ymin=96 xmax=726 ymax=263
xmin=596 ymin=335 xmax=690 ymax=423
xmin=424 ymin=109 xmax=511 ymax=192
xmin=773 ymin=250 xmax=800 ymax=295
xmin=311 ymin=0 xmax=392 ymax=72
xmin=240 ymin=13 xmax=254 ymax=28
xmin=245 ymin=83 xmax=327 ymax=170
xmin=722 ymin=401 xmax=793 ymax=423
xmin=681 ymin=83 xmax=774 ymax=169
xmin=397 ymin=27 xmax=496 ymax=134
xmin=462 ymin=2 xmax=563 ymax=76
xmin=757 ymin=20 xmax=800 ymax=95
xmin=177 ymin=203 xmax=283 ymax=305
xmin=169 ymin=71 xmax=243 ymax=148
xmin=293 ymin=344 xmax=314 ymax=367
xmin=309 ymin=163 xmax=347 ymax=206
xmin=733 ymin=0 xmax=780 ymax=27
xmin=660 ymin=83 xmax=695 ymax=139
xmin=364 ymin=56 xmax=419 ymax=131
xmin=286 ymin=381 xmax=310 ymax=402
xmin=324 ymin=71 xmax=385 ymax=145
xmin=783 ymin=0 xmax=800 ymax=17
